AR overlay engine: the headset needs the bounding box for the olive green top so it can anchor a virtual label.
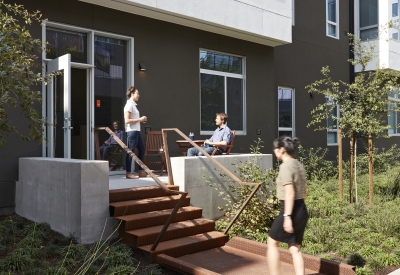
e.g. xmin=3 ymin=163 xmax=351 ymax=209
xmin=276 ymin=159 xmax=306 ymax=200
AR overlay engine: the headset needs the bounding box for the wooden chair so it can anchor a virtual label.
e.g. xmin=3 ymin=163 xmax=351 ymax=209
xmin=108 ymin=145 xmax=124 ymax=171
xmin=211 ymin=130 xmax=236 ymax=156
xmin=144 ymin=131 xmax=166 ymax=175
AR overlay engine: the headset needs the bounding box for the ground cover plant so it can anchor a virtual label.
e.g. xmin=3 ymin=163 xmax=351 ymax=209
xmin=208 ymin=141 xmax=400 ymax=275
xmin=0 ymin=216 xmax=176 ymax=275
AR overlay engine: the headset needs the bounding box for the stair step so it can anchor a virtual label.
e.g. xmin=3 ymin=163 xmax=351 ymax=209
xmin=110 ymin=195 xmax=190 ymax=216
xmin=117 ymin=206 xmax=203 ymax=231
xmin=121 ymin=218 xmax=216 ymax=247
xmin=138 ymin=231 xmax=229 ymax=262
xmin=109 ymin=185 xmax=179 ymax=203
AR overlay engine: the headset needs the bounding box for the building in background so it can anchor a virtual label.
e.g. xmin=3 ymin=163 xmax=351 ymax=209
xmin=1 ymin=0 xmax=399 ymax=214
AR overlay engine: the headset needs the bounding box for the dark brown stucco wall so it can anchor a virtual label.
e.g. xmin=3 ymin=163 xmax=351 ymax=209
xmin=0 ymin=0 xmax=275 ymax=210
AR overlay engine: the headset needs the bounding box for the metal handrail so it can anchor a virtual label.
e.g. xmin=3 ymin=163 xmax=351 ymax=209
xmin=103 ymin=127 xmax=187 ymax=251
xmin=103 ymin=127 xmax=261 ymax=250
xmin=160 ymin=128 xmax=261 ymax=234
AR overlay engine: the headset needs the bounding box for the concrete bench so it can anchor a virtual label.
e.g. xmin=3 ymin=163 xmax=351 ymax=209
xmin=171 ymin=154 xmax=273 ymax=219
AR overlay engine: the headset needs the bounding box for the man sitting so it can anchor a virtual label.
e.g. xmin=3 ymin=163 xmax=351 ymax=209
xmin=100 ymin=121 xmax=124 ymax=160
xmin=187 ymin=113 xmax=232 ymax=156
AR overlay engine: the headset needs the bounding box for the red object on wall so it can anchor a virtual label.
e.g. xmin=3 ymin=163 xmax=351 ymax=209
xmin=96 ymin=99 xmax=101 ymax=108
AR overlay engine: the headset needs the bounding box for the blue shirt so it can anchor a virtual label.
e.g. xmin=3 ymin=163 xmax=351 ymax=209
xmin=209 ymin=125 xmax=232 ymax=152
xmin=106 ymin=130 xmax=124 ymax=144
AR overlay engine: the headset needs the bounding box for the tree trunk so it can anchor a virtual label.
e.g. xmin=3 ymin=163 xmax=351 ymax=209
xmin=349 ymin=134 xmax=354 ymax=203
xmin=354 ymin=138 xmax=358 ymax=203
xmin=369 ymin=134 xmax=373 ymax=204
xmin=338 ymin=127 xmax=343 ymax=200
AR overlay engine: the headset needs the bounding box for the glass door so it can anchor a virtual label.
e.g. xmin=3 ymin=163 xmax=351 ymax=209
xmin=46 ymin=54 xmax=71 ymax=158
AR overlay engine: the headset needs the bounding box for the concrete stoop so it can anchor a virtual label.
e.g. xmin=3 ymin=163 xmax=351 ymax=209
xmin=109 ymin=186 xmax=356 ymax=275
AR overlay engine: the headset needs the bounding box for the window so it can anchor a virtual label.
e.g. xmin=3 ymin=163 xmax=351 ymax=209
xmin=359 ymin=0 xmax=378 ymax=41
xmin=292 ymin=0 xmax=295 ymax=26
xmin=46 ymin=28 xmax=87 ymax=63
xmin=326 ymin=96 xmax=339 ymax=145
xmin=326 ymin=0 xmax=339 ymax=38
xmin=200 ymin=50 xmax=245 ymax=135
xmin=392 ymin=0 xmax=399 ymax=40
xmin=278 ymin=87 xmax=294 ymax=137
xmin=388 ymin=88 xmax=400 ymax=135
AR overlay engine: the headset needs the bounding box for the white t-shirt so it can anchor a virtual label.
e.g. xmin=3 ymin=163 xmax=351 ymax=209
xmin=123 ymin=99 xmax=140 ymax=132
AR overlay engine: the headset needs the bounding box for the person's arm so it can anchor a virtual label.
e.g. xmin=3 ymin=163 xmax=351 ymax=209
xmin=124 ymin=111 xmax=146 ymax=125
xmin=104 ymin=136 xmax=112 ymax=145
xmin=283 ymin=184 xmax=295 ymax=233
xmin=207 ymin=140 xmax=228 ymax=146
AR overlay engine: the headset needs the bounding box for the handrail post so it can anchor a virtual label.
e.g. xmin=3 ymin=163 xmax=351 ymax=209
xmin=150 ymin=192 xmax=187 ymax=251
xmin=223 ymin=184 xmax=261 ymax=234
xmin=161 ymin=129 xmax=174 ymax=185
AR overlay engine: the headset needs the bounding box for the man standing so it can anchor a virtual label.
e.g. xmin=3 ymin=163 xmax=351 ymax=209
xmin=187 ymin=113 xmax=232 ymax=156
xmin=100 ymin=121 xmax=124 ymax=160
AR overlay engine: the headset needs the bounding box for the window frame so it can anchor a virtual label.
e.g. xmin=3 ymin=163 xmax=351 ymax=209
xmin=326 ymin=0 xmax=339 ymax=39
xmin=392 ymin=0 xmax=399 ymax=41
xmin=388 ymin=88 xmax=400 ymax=136
xmin=41 ymin=21 xmax=134 ymax=160
xmin=326 ymin=96 xmax=340 ymax=146
xmin=357 ymin=0 xmax=379 ymax=41
xmin=278 ymin=87 xmax=295 ymax=137
xmin=199 ymin=49 xmax=246 ymax=136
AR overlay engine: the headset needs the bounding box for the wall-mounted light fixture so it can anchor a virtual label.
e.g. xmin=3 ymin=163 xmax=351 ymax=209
xmin=139 ymin=62 xmax=146 ymax=71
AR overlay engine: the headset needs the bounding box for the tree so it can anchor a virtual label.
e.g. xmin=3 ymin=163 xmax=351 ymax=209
xmin=0 ymin=0 xmax=48 ymax=147
xmin=306 ymin=32 xmax=400 ymax=204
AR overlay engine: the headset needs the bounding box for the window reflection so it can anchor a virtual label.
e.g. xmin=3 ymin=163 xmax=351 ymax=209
xmin=46 ymin=28 xmax=87 ymax=63
xmin=200 ymin=50 xmax=242 ymax=74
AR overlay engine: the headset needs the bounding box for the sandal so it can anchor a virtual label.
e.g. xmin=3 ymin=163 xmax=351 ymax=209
xmin=126 ymin=173 xmax=139 ymax=179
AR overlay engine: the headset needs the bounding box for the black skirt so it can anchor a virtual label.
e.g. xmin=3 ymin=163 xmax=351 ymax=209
xmin=268 ymin=199 xmax=308 ymax=245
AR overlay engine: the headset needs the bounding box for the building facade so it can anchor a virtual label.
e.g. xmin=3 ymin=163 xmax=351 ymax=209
xmin=1 ymin=0 xmax=399 ymax=214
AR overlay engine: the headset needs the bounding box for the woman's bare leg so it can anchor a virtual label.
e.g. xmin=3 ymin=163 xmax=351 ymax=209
xmin=289 ymin=243 xmax=305 ymax=275
xmin=267 ymin=236 xmax=280 ymax=275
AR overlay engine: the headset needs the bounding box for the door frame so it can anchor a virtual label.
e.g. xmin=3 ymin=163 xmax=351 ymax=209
xmin=41 ymin=21 xmax=134 ymax=161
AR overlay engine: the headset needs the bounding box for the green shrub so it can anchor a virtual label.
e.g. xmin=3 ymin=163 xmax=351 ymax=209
xmin=359 ymin=246 xmax=380 ymax=259
xmin=23 ymin=222 xmax=50 ymax=240
xmin=137 ymin=265 xmax=163 ymax=275
xmin=347 ymin=253 xmax=366 ymax=267
xmin=0 ymin=253 xmax=34 ymax=272
xmin=297 ymin=145 xmax=337 ymax=181
xmin=106 ymin=265 xmax=138 ymax=275
xmin=43 ymin=266 xmax=68 ymax=275
xmin=206 ymin=139 xmax=280 ymax=241
xmin=58 ymin=243 xmax=87 ymax=260
xmin=41 ymin=244 xmax=62 ymax=259
xmin=104 ymin=251 xmax=133 ymax=269
xmin=58 ymin=257 xmax=77 ymax=270
xmin=355 ymin=266 xmax=374 ymax=275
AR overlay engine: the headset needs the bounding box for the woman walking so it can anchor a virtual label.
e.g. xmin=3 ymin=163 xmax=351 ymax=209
xmin=124 ymin=85 xmax=148 ymax=179
xmin=268 ymin=136 xmax=308 ymax=275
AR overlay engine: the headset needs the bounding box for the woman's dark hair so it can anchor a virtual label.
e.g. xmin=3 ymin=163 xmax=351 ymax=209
xmin=126 ymin=85 xmax=137 ymax=98
xmin=273 ymin=136 xmax=300 ymax=156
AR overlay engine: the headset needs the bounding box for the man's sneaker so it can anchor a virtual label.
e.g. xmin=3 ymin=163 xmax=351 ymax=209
xmin=126 ymin=173 xmax=139 ymax=179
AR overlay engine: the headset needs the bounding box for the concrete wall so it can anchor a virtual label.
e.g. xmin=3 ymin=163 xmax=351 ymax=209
xmin=16 ymin=158 xmax=117 ymax=244
xmin=170 ymin=154 xmax=273 ymax=219
xmin=79 ymin=0 xmax=292 ymax=46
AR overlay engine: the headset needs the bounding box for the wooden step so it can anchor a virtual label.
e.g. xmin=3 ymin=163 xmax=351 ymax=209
xmin=110 ymin=195 xmax=190 ymax=216
xmin=109 ymin=185 xmax=179 ymax=203
xmin=121 ymin=218 xmax=216 ymax=247
xmin=138 ymin=231 xmax=229 ymax=262
xmin=116 ymin=206 xmax=203 ymax=231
